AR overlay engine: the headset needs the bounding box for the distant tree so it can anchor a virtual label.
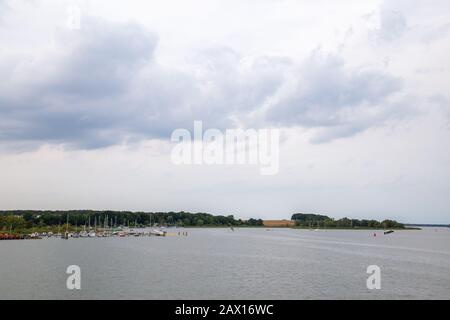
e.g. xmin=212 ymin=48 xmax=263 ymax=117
xmin=23 ymin=212 xmax=33 ymax=222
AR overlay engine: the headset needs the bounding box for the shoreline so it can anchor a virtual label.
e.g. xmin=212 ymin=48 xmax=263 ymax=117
xmin=1 ymin=225 xmax=422 ymax=237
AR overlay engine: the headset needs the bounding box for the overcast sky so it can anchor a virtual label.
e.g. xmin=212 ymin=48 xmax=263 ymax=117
xmin=1 ymin=0 xmax=449 ymax=223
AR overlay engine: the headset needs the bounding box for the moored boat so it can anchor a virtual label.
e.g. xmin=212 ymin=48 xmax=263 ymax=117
xmin=149 ymin=228 xmax=166 ymax=236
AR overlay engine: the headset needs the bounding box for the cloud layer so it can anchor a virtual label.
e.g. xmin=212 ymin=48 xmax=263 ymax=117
xmin=0 ymin=5 xmax=423 ymax=149
xmin=0 ymin=0 xmax=450 ymax=223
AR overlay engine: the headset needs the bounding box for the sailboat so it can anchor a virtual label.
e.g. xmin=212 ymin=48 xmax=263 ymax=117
xmin=62 ymin=214 xmax=69 ymax=239
xmin=89 ymin=216 xmax=97 ymax=237
xmin=80 ymin=223 xmax=88 ymax=238
xmin=149 ymin=228 xmax=165 ymax=236
xmin=72 ymin=220 xmax=80 ymax=238
xmin=56 ymin=223 xmax=62 ymax=238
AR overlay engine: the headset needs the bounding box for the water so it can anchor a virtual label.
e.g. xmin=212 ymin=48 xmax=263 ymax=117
xmin=0 ymin=227 xmax=449 ymax=299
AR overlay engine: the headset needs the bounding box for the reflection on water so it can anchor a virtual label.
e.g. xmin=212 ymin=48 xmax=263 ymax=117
xmin=1 ymin=227 xmax=449 ymax=299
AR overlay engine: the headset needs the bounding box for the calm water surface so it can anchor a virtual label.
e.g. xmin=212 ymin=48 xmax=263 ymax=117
xmin=0 ymin=227 xmax=449 ymax=299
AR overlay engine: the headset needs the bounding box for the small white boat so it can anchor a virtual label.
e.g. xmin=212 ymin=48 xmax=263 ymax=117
xmin=149 ymin=228 xmax=166 ymax=236
xmin=79 ymin=231 xmax=88 ymax=238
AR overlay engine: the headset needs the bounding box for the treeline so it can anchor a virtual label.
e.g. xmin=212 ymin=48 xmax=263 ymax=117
xmin=0 ymin=210 xmax=263 ymax=230
xmin=291 ymin=213 xmax=405 ymax=229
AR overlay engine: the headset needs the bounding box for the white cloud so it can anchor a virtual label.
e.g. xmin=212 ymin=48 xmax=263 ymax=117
xmin=0 ymin=0 xmax=449 ymax=223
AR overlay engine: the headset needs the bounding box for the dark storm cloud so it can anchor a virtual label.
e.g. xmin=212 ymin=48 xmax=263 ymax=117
xmin=48 ymin=20 xmax=156 ymax=98
xmin=0 ymin=17 xmax=406 ymax=149
xmin=264 ymin=52 xmax=403 ymax=141
xmin=0 ymin=18 xmax=191 ymax=149
xmin=0 ymin=22 xmax=289 ymax=149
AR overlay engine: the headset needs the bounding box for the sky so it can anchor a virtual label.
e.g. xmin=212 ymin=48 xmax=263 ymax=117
xmin=0 ymin=0 xmax=449 ymax=223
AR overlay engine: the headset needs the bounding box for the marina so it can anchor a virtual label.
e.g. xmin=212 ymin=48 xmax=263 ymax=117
xmin=0 ymin=212 xmax=192 ymax=240
xmin=0 ymin=227 xmax=189 ymax=240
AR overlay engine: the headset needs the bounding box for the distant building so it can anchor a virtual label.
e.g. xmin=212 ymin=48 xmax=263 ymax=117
xmin=263 ymin=220 xmax=296 ymax=227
